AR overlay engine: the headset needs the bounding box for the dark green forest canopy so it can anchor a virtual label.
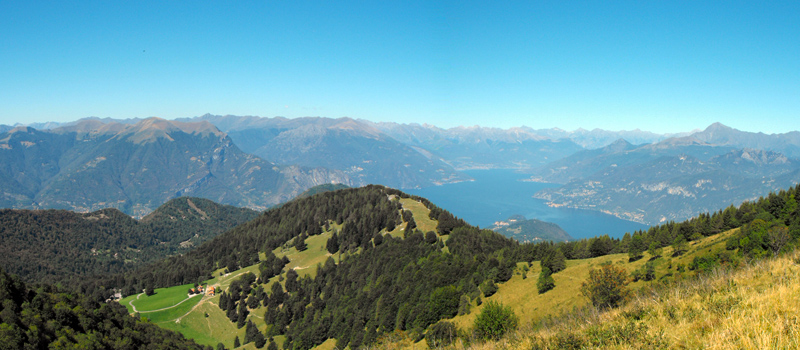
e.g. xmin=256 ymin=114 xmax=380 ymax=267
xmin=0 ymin=197 xmax=258 ymax=285
xmin=0 ymin=267 xmax=204 ymax=350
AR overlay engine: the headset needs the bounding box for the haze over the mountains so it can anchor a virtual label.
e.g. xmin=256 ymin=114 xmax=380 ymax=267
xmin=0 ymin=117 xmax=351 ymax=216
xmin=2 ymin=115 xmax=800 ymax=225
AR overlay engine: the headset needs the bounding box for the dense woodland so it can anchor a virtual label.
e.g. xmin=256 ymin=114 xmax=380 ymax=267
xmin=0 ymin=267 xmax=204 ymax=350
xmin=0 ymin=197 xmax=257 ymax=285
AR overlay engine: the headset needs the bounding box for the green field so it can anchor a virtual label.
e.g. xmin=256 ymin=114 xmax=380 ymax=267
xmin=121 ymin=283 xmax=199 ymax=313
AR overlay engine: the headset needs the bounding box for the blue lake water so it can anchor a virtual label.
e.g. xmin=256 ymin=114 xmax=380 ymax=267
xmin=406 ymin=169 xmax=649 ymax=240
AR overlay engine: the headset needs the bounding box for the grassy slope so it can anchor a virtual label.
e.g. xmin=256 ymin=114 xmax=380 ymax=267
xmin=459 ymin=248 xmax=800 ymax=350
xmin=399 ymin=198 xmax=438 ymax=234
xmin=448 ymin=228 xmax=739 ymax=333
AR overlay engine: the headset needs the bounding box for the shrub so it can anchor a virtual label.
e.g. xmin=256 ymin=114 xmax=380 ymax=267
xmin=472 ymin=300 xmax=518 ymax=340
xmin=426 ymin=321 xmax=458 ymax=348
xmin=643 ymin=261 xmax=656 ymax=281
xmin=581 ymin=264 xmax=630 ymax=309
xmin=480 ymin=279 xmax=498 ymax=297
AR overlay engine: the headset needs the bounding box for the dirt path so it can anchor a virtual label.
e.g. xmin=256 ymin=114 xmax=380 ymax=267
xmin=136 ymin=293 xmax=201 ymax=314
xmin=174 ymin=271 xmax=247 ymax=323
xmin=128 ymin=292 xmax=143 ymax=313
xmin=175 ymin=292 xmax=210 ymax=323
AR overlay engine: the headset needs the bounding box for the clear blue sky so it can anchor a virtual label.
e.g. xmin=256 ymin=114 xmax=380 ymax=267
xmin=1 ymin=1 xmax=798 ymax=134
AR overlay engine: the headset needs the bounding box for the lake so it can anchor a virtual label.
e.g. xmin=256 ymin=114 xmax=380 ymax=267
xmin=406 ymin=169 xmax=649 ymax=240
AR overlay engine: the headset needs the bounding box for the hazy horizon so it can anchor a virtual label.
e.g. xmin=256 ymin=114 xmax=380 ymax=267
xmin=2 ymin=2 xmax=797 ymax=134
xmin=1 ymin=113 xmax=724 ymax=136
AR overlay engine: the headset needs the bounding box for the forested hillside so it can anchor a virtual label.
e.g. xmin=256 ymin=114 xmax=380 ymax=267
xmin=0 ymin=197 xmax=257 ymax=285
xmin=0 ymin=268 xmax=204 ymax=349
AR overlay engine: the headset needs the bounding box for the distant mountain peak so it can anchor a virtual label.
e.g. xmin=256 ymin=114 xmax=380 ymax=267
xmin=702 ymin=122 xmax=739 ymax=137
xmin=704 ymin=122 xmax=734 ymax=132
xmin=8 ymin=125 xmax=36 ymax=134
xmin=329 ymin=118 xmax=384 ymax=139
xmin=600 ymin=138 xmax=634 ymax=153
xmin=113 ymin=118 xmax=225 ymax=144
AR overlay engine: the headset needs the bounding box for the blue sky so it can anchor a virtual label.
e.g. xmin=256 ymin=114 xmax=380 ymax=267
xmin=1 ymin=1 xmax=798 ymax=134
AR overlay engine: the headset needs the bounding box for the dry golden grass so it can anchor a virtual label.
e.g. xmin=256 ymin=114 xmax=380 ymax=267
xmin=456 ymin=250 xmax=800 ymax=350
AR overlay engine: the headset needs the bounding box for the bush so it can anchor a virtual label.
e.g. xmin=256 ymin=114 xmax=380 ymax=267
xmin=643 ymin=261 xmax=656 ymax=281
xmin=472 ymin=300 xmax=518 ymax=340
xmin=426 ymin=321 xmax=458 ymax=348
xmin=581 ymin=264 xmax=630 ymax=309
xmin=480 ymin=279 xmax=498 ymax=297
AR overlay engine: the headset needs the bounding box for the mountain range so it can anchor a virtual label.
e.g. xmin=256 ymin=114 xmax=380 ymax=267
xmin=178 ymin=114 xmax=469 ymax=188
xmin=529 ymin=127 xmax=800 ymax=224
xmin=0 ymin=118 xmax=350 ymax=216
xmin=3 ymin=116 xmax=800 ymax=227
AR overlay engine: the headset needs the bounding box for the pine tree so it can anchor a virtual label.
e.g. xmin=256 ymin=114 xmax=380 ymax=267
xmin=326 ymin=231 xmax=340 ymax=254
xmin=541 ymin=247 xmax=566 ymax=273
xmin=285 ymin=269 xmax=299 ymax=293
xmin=294 ymin=233 xmax=308 ymax=252
xmin=537 ymin=266 xmax=555 ymax=293
xmin=237 ymin=301 xmax=248 ymax=328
